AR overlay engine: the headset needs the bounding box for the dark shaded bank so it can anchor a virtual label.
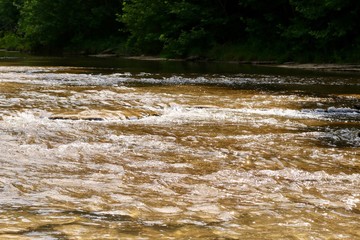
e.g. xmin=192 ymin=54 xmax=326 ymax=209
xmin=2 ymin=0 xmax=360 ymax=63
xmin=4 ymin=49 xmax=360 ymax=78
xmin=273 ymin=63 xmax=360 ymax=73
xmin=116 ymin=55 xmax=360 ymax=74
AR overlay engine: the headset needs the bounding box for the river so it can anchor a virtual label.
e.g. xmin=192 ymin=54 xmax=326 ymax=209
xmin=0 ymin=52 xmax=359 ymax=239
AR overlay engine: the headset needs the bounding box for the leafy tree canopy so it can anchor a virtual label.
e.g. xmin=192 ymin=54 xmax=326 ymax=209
xmin=1 ymin=0 xmax=360 ymax=61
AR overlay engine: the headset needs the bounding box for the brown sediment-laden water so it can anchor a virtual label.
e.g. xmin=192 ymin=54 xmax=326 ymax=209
xmin=0 ymin=53 xmax=359 ymax=239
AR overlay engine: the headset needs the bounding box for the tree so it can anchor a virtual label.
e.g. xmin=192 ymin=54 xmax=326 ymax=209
xmin=19 ymin=0 xmax=123 ymax=52
xmin=0 ymin=0 xmax=22 ymax=35
xmin=121 ymin=0 xmax=238 ymax=57
xmin=2 ymin=0 xmax=360 ymax=61
xmin=285 ymin=0 xmax=360 ymax=60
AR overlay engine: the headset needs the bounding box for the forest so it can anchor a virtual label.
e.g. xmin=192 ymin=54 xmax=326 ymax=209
xmin=1 ymin=0 xmax=360 ymax=62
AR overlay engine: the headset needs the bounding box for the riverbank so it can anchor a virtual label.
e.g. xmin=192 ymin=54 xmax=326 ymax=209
xmin=3 ymin=49 xmax=360 ymax=73
xmin=274 ymin=63 xmax=360 ymax=72
xmin=119 ymin=55 xmax=360 ymax=73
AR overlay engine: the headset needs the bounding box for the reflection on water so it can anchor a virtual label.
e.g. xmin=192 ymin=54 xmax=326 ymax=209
xmin=0 ymin=55 xmax=359 ymax=239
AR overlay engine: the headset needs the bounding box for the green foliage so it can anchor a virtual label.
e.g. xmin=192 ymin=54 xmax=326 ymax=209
xmin=120 ymin=0 xmax=167 ymax=54
xmin=121 ymin=0 xmax=230 ymax=57
xmin=284 ymin=0 xmax=360 ymax=59
xmin=19 ymin=0 xmax=66 ymax=49
xmin=0 ymin=0 xmax=25 ymax=50
xmin=0 ymin=0 xmax=22 ymax=34
xmin=0 ymin=32 xmax=25 ymax=50
xmin=18 ymin=0 xmax=123 ymax=52
xmin=239 ymin=0 xmax=291 ymax=39
xmin=0 ymin=0 xmax=360 ymax=62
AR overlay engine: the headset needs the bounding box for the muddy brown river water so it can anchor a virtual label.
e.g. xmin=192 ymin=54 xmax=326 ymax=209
xmin=0 ymin=53 xmax=359 ymax=239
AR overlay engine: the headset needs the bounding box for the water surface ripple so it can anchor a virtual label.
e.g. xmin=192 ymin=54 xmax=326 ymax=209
xmin=0 ymin=64 xmax=359 ymax=239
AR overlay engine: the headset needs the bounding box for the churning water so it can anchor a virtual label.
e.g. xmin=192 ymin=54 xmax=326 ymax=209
xmin=0 ymin=55 xmax=359 ymax=239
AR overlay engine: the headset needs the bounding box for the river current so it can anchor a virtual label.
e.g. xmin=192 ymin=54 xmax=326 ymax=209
xmin=0 ymin=54 xmax=359 ymax=239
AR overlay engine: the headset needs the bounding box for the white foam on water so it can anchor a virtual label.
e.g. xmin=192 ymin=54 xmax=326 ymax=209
xmin=302 ymin=107 xmax=360 ymax=121
xmin=187 ymin=204 xmax=221 ymax=215
xmin=151 ymin=206 xmax=182 ymax=214
xmin=0 ymin=69 xmax=129 ymax=86
xmin=127 ymin=160 xmax=192 ymax=171
xmin=278 ymin=220 xmax=312 ymax=227
xmin=258 ymin=168 xmax=360 ymax=183
xmin=1 ymin=110 xmax=52 ymax=125
xmin=132 ymin=105 xmax=323 ymax=130
xmin=342 ymin=195 xmax=360 ymax=211
xmin=242 ymin=108 xmax=323 ymax=120
xmin=2 ymin=66 xmax=359 ymax=88
xmin=197 ymin=168 xmax=360 ymax=212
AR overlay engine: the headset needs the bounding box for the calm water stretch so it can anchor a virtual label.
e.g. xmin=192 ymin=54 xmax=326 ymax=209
xmin=0 ymin=52 xmax=359 ymax=239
